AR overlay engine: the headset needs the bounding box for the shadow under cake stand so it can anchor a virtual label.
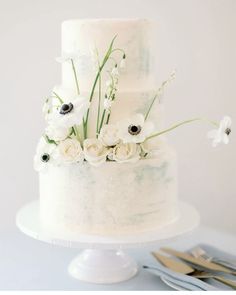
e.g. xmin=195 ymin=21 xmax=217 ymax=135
xmin=16 ymin=200 xmax=199 ymax=284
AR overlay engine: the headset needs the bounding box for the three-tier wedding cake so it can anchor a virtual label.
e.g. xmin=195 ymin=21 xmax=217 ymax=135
xmin=34 ymin=19 xmax=179 ymax=236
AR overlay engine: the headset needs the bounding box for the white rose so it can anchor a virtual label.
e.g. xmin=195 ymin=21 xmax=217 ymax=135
xmin=83 ymin=138 xmax=109 ymax=166
xmin=57 ymin=138 xmax=84 ymax=164
xmin=45 ymin=124 xmax=70 ymax=142
xmin=98 ymin=124 xmax=120 ymax=147
xmin=112 ymin=142 xmax=140 ymax=163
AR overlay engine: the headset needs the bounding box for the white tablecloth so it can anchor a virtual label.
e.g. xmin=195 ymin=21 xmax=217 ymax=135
xmin=1 ymin=226 xmax=236 ymax=290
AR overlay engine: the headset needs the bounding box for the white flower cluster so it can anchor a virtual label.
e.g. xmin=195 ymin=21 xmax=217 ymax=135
xmin=34 ymin=112 xmax=155 ymax=172
xmin=34 ymin=37 xmax=232 ymax=173
xmin=103 ymin=54 xmax=126 ymax=113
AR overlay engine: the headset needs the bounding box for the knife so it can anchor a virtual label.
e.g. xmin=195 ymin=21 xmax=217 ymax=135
xmin=153 ymin=251 xmax=236 ymax=289
xmin=161 ymin=247 xmax=235 ymax=274
xmin=152 ymin=252 xmax=195 ymax=274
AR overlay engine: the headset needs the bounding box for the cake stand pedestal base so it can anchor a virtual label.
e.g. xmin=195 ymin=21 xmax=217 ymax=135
xmin=68 ymin=249 xmax=138 ymax=283
xmin=16 ymin=200 xmax=199 ymax=284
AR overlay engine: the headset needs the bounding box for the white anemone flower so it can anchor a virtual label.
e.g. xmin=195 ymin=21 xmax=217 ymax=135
xmin=118 ymin=113 xmax=154 ymax=144
xmin=34 ymin=137 xmax=56 ymax=172
xmin=207 ymin=116 xmax=232 ymax=147
xmin=51 ymin=96 xmax=90 ymax=128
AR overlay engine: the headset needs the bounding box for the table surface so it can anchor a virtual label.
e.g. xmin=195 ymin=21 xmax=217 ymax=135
xmin=2 ymin=225 xmax=236 ymax=291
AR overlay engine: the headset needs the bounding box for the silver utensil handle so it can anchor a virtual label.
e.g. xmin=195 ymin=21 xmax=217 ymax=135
xmin=213 ymin=259 xmax=236 ymax=271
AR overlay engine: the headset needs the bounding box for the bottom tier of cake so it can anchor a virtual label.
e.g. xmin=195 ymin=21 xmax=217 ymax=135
xmin=39 ymin=146 xmax=179 ymax=236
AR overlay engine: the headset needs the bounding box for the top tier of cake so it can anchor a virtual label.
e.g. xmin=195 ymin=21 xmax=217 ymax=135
xmin=61 ymin=18 xmax=156 ymax=92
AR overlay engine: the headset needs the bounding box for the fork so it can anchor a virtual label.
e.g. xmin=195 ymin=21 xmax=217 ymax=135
xmin=152 ymin=251 xmax=236 ymax=290
xmin=191 ymin=246 xmax=236 ymax=271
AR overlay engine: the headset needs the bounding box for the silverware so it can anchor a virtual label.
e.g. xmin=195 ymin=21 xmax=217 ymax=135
xmin=152 ymin=252 xmax=195 ymax=274
xmin=143 ymin=265 xmax=218 ymax=290
xmin=153 ymin=250 xmax=236 ymax=289
xmin=161 ymin=247 xmax=236 ymax=274
xmin=191 ymin=246 xmax=236 ymax=271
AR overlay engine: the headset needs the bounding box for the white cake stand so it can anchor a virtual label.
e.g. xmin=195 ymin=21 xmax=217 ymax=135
xmin=16 ymin=200 xmax=199 ymax=284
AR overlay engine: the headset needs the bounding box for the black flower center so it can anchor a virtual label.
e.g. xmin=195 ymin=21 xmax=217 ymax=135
xmin=41 ymin=153 xmax=50 ymax=162
xmin=59 ymin=103 xmax=74 ymax=115
xmin=225 ymin=128 xmax=231 ymax=135
xmin=128 ymin=124 xmax=142 ymax=135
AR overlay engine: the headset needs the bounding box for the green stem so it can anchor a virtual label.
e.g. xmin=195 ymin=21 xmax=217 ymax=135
xmin=106 ymin=113 xmax=111 ymax=125
xmin=44 ymin=134 xmax=57 ymax=145
xmin=84 ymin=35 xmax=117 ymax=139
xmin=146 ymin=118 xmax=202 ymax=141
xmin=145 ymin=71 xmax=176 ymax=121
xmin=52 ymin=92 xmax=64 ymax=104
xmin=111 ymin=48 xmax=126 ymax=55
xmin=72 ymin=126 xmax=81 ymax=143
xmin=71 ymin=59 xmax=80 ymax=95
xmin=71 ymin=58 xmax=84 ymax=140
xmin=105 ymin=93 xmax=116 ymax=125
xmin=145 ymin=93 xmax=158 ymax=121
xmin=96 ymin=72 xmax=102 ymax=137
xmin=99 ymin=110 xmax=106 ymax=132
xmin=99 ymin=86 xmax=116 ymax=131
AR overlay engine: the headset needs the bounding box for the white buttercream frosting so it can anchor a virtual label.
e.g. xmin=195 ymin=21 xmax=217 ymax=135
xmin=59 ymin=19 xmax=160 ymax=137
xmin=61 ymin=18 xmax=156 ymax=92
xmin=39 ymin=146 xmax=178 ymax=236
xmin=38 ymin=19 xmax=179 ymax=237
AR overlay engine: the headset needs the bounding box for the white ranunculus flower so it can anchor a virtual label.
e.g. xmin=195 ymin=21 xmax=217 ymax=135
xmin=118 ymin=113 xmax=154 ymax=144
xmin=83 ymin=138 xmax=109 ymax=166
xmin=207 ymin=116 xmax=232 ymax=147
xmin=45 ymin=124 xmax=70 ymax=142
xmin=51 ymin=96 xmax=90 ymax=128
xmin=99 ymin=124 xmax=120 ymax=147
xmin=112 ymin=142 xmax=140 ymax=163
xmin=57 ymin=138 xmax=84 ymax=164
xmin=34 ymin=137 xmax=57 ymax=172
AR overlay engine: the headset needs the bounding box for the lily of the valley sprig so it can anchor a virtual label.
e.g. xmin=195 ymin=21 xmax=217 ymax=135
xmin=34 ymin=36 xmax=232 ymax=172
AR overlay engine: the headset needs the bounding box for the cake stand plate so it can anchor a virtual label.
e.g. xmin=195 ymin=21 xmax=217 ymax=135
xmin=16 ymin=201 xmax=199 ymax=284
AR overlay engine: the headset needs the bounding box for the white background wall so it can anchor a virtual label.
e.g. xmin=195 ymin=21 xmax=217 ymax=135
xmin=0 ymin=0 xmax=235 ymax=234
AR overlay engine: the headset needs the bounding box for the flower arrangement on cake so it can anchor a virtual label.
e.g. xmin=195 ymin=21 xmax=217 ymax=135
xmin=34 ymin=36 xmax=232 ymax=172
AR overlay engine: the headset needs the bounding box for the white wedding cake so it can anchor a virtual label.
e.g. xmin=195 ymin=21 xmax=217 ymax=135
xmin=35 ymin=19 xmax=179 ymax=236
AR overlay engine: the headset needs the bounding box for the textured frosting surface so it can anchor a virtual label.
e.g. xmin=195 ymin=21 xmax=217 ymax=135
xmin=61 ymin=18 xmax=156 ymax=92
xmin=60 ymin=18 xmax=160 ymax=137
xmin=40 ymin=147 xmax=178 ymax=236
